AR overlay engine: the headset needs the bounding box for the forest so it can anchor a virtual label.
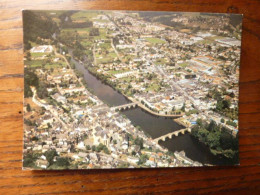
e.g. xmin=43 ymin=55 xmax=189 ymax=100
xmin=23 ymin=10 xmax=59 ymax=50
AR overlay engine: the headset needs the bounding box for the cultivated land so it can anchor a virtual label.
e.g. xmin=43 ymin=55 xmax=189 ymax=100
xmin=23 ymin=10 xmax=241 ymax=169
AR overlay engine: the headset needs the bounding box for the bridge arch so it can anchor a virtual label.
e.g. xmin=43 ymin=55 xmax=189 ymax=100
xmin=154 ymin=128 xmax=191 ymax=144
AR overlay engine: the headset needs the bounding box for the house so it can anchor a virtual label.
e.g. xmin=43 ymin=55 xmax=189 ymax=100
xmin=127 ymin=156 xmax=139 ymax=164
xmin=93 ymin=130 xmax=110 ymax=147
xmin=30 ymin=45 xmax=53 ymax=53
xmin=51 ymin=93 xmax=67 ymax=104
xmin=36 ymin=159 xmax=49 ymax=169
xmin=78 ymin=152 xmax=88 ymax=159
xmin=89 ymin=153 xmax=99 ymax=163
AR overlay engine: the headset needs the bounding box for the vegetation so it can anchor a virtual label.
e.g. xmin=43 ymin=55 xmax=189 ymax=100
xmin=44 ymin=149 xmax=58 ymax=165
xmin=89 ymin=28 xmax=100 ymax=36
xmin=23 ymin=152 xmax=40 ymax=168
xmin=55 ymin=157 xmax=70 ymax=167
xmin=144 ymin=37 xmax=166 ymax=44
xmin=191 ymin=119 xmax=239 ymax=162
xmin=58 ymin=11 xmax=93 ymax=29
xmin=23 ymin=10 xmax=59 ymax=50
xmin=208 ymin=87 xmax=238 ymax=120
xmin=133 ymin=137 xmax=144 ymax=149
xmin=138 ymin=154 xmax=149 ymax=165
xmin=96 ymin=143 xmax=110 ymax=154
xmin=185 ymin=109 xmax=199 ymax=116
xmin=24 ymin=68 xmax=39 ymax=97
xmin=26 ymin=103 xmax=31 ymax=112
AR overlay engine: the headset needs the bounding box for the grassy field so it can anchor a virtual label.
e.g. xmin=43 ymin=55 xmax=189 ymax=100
xmin=208 ymin=35 xmax=226 ymax=41
xmin=146 ymin=83 xmax=161 ymax=92
xmin=31 ymin=52 xmax=49 ymax=58
xmin=71 ymin=11 xmax=99 ymax=21
xmin=94 ymin=28 xmax=107 ymax=40
xmin=145 ymin=37 xmax=166 ymax=44
xmin=24 ymin=60 xmax=43 ymax=67
xmin=197 ymin=39 xmax=214 ymax=45
xmin=107 ymin=69 xmax=130 ymax=75
xmin=62 ymin=28 xmax=91 ymax=34
xmin=96 ymin=52 xmax=117 ymax=64
xmin=154 ymin=58 xmax=167 ymax=65
xmin=93 ymin=19 xmax=109 ymax=23
xmin=25 ymin=60 xmax=66 ymax=69
xmin=179 ymin=62 xmax=189 ymax=68
xmin=99 ymin=42 xmax=111 ymax=50
xmin=81 ymin=39 xmax=93 ymax=48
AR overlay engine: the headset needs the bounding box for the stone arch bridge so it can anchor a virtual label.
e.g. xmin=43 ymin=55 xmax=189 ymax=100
xmin=153 ymin=128 xmax=191 ymax=144
xmin=111 ymin=103 xmax=138 ymax=111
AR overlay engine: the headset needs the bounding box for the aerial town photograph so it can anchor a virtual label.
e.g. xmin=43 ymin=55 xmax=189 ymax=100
xmin=23 ymin=10 xmax=242 ymax=169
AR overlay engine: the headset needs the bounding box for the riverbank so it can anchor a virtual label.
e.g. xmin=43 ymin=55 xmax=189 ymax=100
xmin=173 ymin=117 xmax=189 ymax=128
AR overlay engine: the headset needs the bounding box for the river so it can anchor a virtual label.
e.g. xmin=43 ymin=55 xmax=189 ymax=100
xmin=71 ymin=57 xmax=233 ymax=166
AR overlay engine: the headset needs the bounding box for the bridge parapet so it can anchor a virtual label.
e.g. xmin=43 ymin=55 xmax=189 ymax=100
xmin=111 ymin=103 xmax=138 ymax=111
xmin=154 ymin=128 xmax=191 ymax=144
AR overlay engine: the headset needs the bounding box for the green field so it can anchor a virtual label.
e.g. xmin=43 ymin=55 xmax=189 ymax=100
xmin=62 ymin=28 xmax=91 ymax=34
xmin=179 ymin=62 xmax=189 ymax=68
xmin=146 ymin=83 xmax=161 ymax=92
xmin=145 ymin=37 xmax=166 ymax=44
xmin=24 ymin=60 xmax=43 ymax=67
xmin=81 ymin=39 xmax=93 ymax=48
xmin=71 ymin=11 xmax=99 ymax=21
xmin=154 ymin=58 xmax=167 ymax=65
xmin=197 ymin=39 xmax=214 ymax=45
xmin=94 ymin=28 xmax=107 ymax=40
xmin=107 ymin=69 xmax=130 ymax=75
xmin=31 ymin=52 xmax=49 ymax=58
xmin=96 ymin=52 xmax=117 ymax=64
xmin=93 ymin=19 xmax=109 ymax=23
xmin=209 ymin=35 xmax=226 ymax=40
xmin=25 ymin=60 xmax=66 ymax=69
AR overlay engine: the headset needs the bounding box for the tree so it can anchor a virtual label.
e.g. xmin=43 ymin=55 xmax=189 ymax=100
xmin=26 ymin=103 xmax=31 ymax=112
xmin=47 ymin=123 xmax=52 ymax=129
xmin=103 ymin=146 xmax=110 ymax=154
xmin=226 ymin=120 xmax=237 ymax=128
xmin=23 ymin=152 xmax=38 ymax=167
xmin=44 ymin=149 xmax=58 ymax=165
xmin=89 ymin=28 xmax=99 ymax=36
xmin=134 ymin=137 xmax=144 ymax=149
xmin=207 ymin=131 xmax=220 ymax=149
xmin=56 ymin=157 xmax=70 ymax=167
xmin=31 ymin=136 xmax=38 ymax=141
xmin=24 ymin=42 xmax=32 ymax=51
xmin=222 ymin=100 xmax=231 ymax=109
xmin=181 ymin=103 xmax=186 ymax=112
xmin=37 ymin=83 xmax=48 ymax=99
xmin=138 ymin=154 xmax=148 ymax=165
xmin=26 ymin=52 xmax=31 ymax=61
xmin=24 ymin=69 xmax=39 ymax=97
xmin=208 ymin=120 xmax=218 ymax=132
xmin=91 ymin=145 xmax=96 ymax=152
xmin=221 ymin=118 xmax=225 ymax=123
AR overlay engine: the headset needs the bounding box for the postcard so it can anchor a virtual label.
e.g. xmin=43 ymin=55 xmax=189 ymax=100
xmin=23 ymin=10 xmax=242 ymax=169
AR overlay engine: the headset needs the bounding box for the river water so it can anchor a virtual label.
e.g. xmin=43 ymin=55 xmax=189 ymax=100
xmin=72 ymin=57 xmax=233 ymax=165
